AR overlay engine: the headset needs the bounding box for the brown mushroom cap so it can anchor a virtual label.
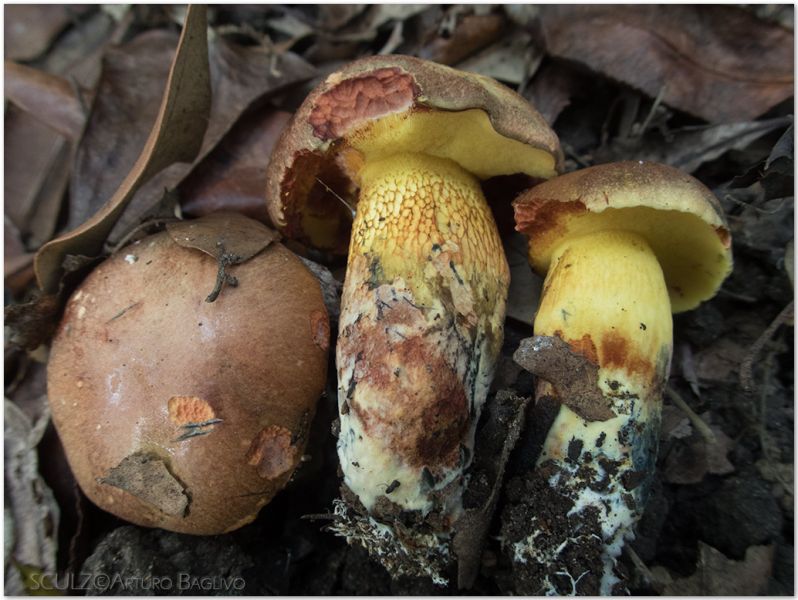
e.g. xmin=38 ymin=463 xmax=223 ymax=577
xmin=47 ymin=229 xmax=329 ymax=535
xmin=514 ymin=161 xmax=733 ymax=313
xmin=266 ymin=54 xmax=563 ymax=252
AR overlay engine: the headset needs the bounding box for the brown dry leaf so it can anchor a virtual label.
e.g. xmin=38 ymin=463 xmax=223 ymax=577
xmin=4 ymin=60 xmax=86 ymax=141
xmin=4 ymin=218 xmax=35 ymax=295
xmin=419 ymin=13 xmax=505 ymax=66
xmin=166 ymin=213 xmax=279 ymax=303
xmin=68 ymin=30 xmax=315 ymax=241
xmin=662 ymin=416 xmax=735 ymax=485
xmin=536 ymin=5 xmax=794 ymax=123
xmin=524 ymin=61 xmax=582 ymax=125
xmin=166 ymin=212 xmax=279 ymax=262
xmin=180 ymin=110 xmax=292 ymax=223
xmin=659 ymin=543 xmax=774 ymax=595
xmin=4 ymin=5 xmax=92 ymax=61
xmin=34 ymin=4 xmax=212 ymax=294
xmin=66 ymin=30 xmax=180 ymax=232
xmin=4 ymin=106 xmax=72 ymax=250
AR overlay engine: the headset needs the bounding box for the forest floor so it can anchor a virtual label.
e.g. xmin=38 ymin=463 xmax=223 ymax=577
xmin=4 ymin=5 xmax=794 ymax=596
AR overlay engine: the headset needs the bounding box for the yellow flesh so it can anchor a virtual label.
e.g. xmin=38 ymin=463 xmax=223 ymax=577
xmin=348 ymin=109 xmax=557 ymax=180
xmin=350 ymin=152 xmax=507 ymax=307
xmin=529 ymin=206 xmax=731 ymax=313
xmin=535 ymin=229 xmax=673 ymax=392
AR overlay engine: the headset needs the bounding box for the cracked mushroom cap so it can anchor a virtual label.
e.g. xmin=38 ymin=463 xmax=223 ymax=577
xmin=514 ymin=161 xmax=733 ymax=313
xmin=266 ymin=54 xmax=563 ymax=252
xmin=47 ymin=226 xmax=329 ymax=535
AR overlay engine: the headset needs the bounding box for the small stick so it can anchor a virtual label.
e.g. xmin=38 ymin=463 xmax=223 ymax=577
xmin=666 ymin=386 xmax=716 ymax=445
xmin=740 ymin=300 xmax=794 ymax=392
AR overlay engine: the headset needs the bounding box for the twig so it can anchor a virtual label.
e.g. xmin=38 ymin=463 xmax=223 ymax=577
xmin=740 ymin=300 xmax=794 ymax=392
xmin=666 ymin=386 xmax=716 ymax=445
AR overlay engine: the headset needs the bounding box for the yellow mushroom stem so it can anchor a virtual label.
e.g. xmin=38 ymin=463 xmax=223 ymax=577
xmin=516 ymin=230 xmax=673 ymax=593
xmin=334 ymin=152 xmax=509 ymax=582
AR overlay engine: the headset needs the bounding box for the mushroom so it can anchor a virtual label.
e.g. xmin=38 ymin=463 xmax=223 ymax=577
xmin=509 ymin=161 xmax=733 ymax=593
xmin=266 ymin=55 xmax=562 ymax=580
xmin=46 ymin=215 xmax=329 ymax=535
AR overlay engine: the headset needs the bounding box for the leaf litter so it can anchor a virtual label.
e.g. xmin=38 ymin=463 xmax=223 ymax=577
xmin=3 ymin=4 xmax=795 ymax=596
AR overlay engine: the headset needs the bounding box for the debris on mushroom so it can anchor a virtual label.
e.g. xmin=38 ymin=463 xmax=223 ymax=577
xmin=46 ymin=213 xmax=329 ymax=535
xmin=266 ymin=55 xmax=562 ymax=581
xmin=506 ymin=161 xmax=733 ymax=594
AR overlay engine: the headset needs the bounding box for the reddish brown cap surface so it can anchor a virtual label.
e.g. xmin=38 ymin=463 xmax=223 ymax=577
xmin=47 ymin=227 xmax=329 ymax=534
xmin=266 ymin=55 xmax=563 ymax=252
xmin=514 ymin=161 xmax=733 ymax=312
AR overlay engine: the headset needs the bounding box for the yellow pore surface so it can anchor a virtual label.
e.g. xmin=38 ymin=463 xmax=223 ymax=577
xmin=528 ymin=206 xmax=732 ymax=313
xmin=347 ymin=109 xmax=558 ymax=180
xmin=350 ymin=152 xmax=508 ymax=304
xmin=535 ymin=230 xmax=672 ymax=388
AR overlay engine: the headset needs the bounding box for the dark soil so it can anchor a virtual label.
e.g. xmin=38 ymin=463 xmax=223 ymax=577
xmin=4 ymin=4 xmax=794 ymax=596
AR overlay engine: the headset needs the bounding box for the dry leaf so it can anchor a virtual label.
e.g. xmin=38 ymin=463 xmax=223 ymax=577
xmin=662 ymin=417 xmax=735 ymax=485
xmin=660 ymin=404 xmax=693 ymax=441
xmin=419 ymin=13 xmax=505 ymax=66
xmin=4 ymin=5 xmax=92 ymax=61
xmin=181 ymin=110 xmax=292 ymax=223
xmin=524 ymin=61 xmax=581 ymax=125
xmin=536 ymin=5 xmax=794 ymax=123
xmin=4 ymin=106 xmax=72 ymax=250
xmin=4 ymin=400 xmax=60 ymax=595
xmin=659 ymin=543 xmax=774 ymax=595
xmin=166 ymin=212 xmax=279 ymax=263
xmin=458 ymin=30 xmax=540 ymax=85
xmin=34 ymin=4 xmax=212 ymax=294
xmin=4 ymin=60 xmax=86 ymax=141
xmin=67 ymin=29 xmax=315 ymax=242
xmin=596 ymin=117 xmax=792 ymax=174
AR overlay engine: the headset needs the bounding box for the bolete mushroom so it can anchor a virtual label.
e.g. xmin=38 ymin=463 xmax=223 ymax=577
xmin=47 ymin=214 xmax=329 ymax=535
xmin=266 ymin=55 xmax=562 ymax=580
xmin=509 ymin=161 xmax=733 ymax=593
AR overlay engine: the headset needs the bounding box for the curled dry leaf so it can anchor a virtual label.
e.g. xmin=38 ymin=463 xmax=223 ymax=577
xmin=68 ymin=27 xmax=316 ymax=242
xmin=4 ymin=400 xmax=60 ymax=595
xmin=165 ymin=212 xmax=280 ymax=262
xmin=34 ymin=4 xmax=212 ymax=294
xmin=536 ymin=5 xmax=794 ymax=123
xmin=4 ymin=60 xmax=86 ymax=141
xmin=597 ymin=117 xmax=792 ymax=174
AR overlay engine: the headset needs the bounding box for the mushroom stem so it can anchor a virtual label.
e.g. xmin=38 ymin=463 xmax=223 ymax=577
xmin=516 ymin=230 xmax=673 ymax=594
xmin=335 ymin=152 xmax=509 ymax=580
